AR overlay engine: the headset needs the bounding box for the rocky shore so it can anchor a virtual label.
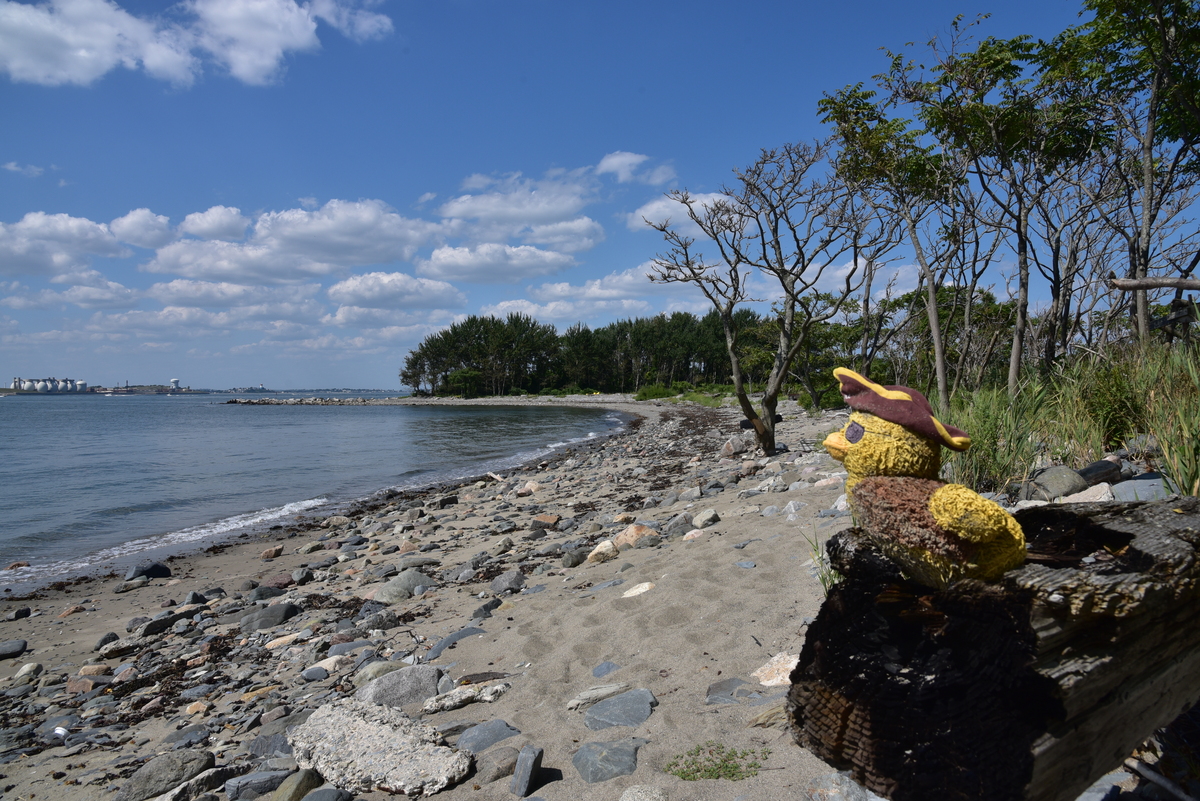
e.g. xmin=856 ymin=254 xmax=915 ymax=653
xmin=0 ymin=397 xmax=1181 ymax=801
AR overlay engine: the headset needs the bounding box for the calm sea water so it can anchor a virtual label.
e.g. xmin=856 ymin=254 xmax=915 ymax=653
xmin=0 ymin=392 xmax=622 ymax=588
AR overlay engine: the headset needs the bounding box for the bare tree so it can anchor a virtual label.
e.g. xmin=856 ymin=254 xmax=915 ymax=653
xmin=647 ymin=140 xmax=896 ymax=455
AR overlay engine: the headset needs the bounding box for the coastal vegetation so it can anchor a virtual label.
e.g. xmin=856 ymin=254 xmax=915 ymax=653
xmin=402 ymin=0 xmax=1199 ymax=492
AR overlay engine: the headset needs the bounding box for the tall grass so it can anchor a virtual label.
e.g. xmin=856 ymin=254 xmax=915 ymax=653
xmin=940 ymin=383 xmax=1048 ymax=493
xmin=1142 ymin=345 xmax=1200 ymax=496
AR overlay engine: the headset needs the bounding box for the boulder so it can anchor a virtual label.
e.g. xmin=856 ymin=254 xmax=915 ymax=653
xmin=374 ymin=569 xmax=433 ymax=603
xmin=239 ymin=603 xmax=301 ymax=633
xmin=355 ymin=664 xmax=443 ymax=708
xmin=1024 ymin=466 xmax=1089 ymax=501
xmin=113 ymin=749 xmax=214 ymax=801
xmin=125 ymin=561 xmax=171 ymax=581
xmin=692 ymin=508 xmax=720 ymax=529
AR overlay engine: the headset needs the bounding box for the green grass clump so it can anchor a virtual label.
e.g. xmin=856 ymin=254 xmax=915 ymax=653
xmin=635 ymin=384 xmax=677 ymax=400
xmin=675 ymin=391 xmax=724 ymax=408
xmin=663 ymin=741 xmax=770 ymax=781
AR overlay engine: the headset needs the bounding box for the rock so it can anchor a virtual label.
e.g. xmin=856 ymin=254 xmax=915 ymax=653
xmin=422 ymin=682 xmax=510 ymax=713
xmin=530 ymin=513 xmax=560 ymax=530
xmin=473 ymin=745 xmax=519 ymax=783
xmin=510 ymin=744 xmax=544 ymax=797
xmin=1024 ymin=466 xmax=1089 ymax=501
xmin=1122 ymin=434 xmax=1161 ymax=458
xmin=354 ymin=660 xmax=402 ymax=684
xmin=583 ymin=688 xmax=658 ymax=730
xmin=566 ymin=683 xmax=631 ymax=711
xmin=1112 ymin=472 xmax=1175 ymax=502
xmin=265 ymin=768 xmax=324 ymax=801
xmin=287 ymin=698 xmax=469 ymax=796
xmin=149 ymin=765 xmax=243 ymax=801
xmin=490 ymin=569 xmax=525 ymax=595
xmin=249 ymin=586 xmax=286 ymax=602
xmin=355 ymin=664 xmax=443 ymax=707
xmin=456 ymin=718 xmax=520 ymax=754
xmin=100 ymin=637 xmax=144 ymax=659
xmin=801 ymin=772 xmax=889 ymax=800
xmin=751 ymin=652 xmax=800 ymax=686
xmin=587 ymin=541 xmax=618 ymax=563
xmin=1061 ymin=483 xmax=1116 ymax=504
xmin=374 ymin=569 xmax=433 ymax=603
xmin=94 ymin=631 xmax=120 ymax=651
xmin=114 ymin=749 xmax=214 ymax=801
xmin=705 ymin=676 xmax=750 ymax=704
xmin=593 ymin=661 xmax=620 ymax=678
xmin=613 ymin=524 xmax=657 ymax=549
xmin=225 ymin=770 xmax=293 ymax=800
xmin=427 ymin=626 xmax=485 ymax=660
xmin=572 ymin=738 xmax=648 ymax=783
xmin=661 ymin=513 xmax=692 ymax=537
xmin=240 ymin=603 xmax=301 ymax=632
xmin=301 ymin=666 xmax=329 ymax=682
xmin=113 ymin=578 xmax=150 ymax=593
xmin=0 ymin=639 xmax=27 ymax=660
xmin=471 ymin=598 xmax=502 ymax=620
xmin=562 ymin=548 xmax=589 ymax=568
xmin=620 ymin=787 xmax=670 ymax=801
xmin=298 ymin=789 xmax=352 ymax=801
xmin=261 ymin=545 xmax=285 ymax=559
xmin=126 ymin=561 xmax=171 ymax=581
xmin=5 ymin=607 xmax=30 ymax=621
xmin=1076 ymin=460 xmax=1123 ymax=486
xmin=621 ymin=582 xmax=654 ymax=598
xmin=721 ymin=438 xmax=749 ymax=457
xmin=692 ymin=508 xmax=720 ymax=528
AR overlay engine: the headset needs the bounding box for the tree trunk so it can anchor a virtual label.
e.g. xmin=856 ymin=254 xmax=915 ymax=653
xmin=789 ymin=497 xmax=1200 ymax=801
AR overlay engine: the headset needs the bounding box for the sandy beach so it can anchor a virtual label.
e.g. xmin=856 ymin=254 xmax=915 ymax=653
xmin=0 ymin=394 xmax=860 ymax=801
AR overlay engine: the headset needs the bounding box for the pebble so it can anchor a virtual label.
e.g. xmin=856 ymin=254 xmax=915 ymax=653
xmin=456 ymin=718 xmax=521 ymax=753
xmin=572 ymin=737 xmax=648 ymax=783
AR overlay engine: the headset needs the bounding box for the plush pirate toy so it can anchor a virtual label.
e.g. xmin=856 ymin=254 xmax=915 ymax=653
xmin=822 ymin=367 xmax=1025 ymax=588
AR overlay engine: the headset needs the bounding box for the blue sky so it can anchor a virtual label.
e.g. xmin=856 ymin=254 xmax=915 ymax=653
xmin=1 ymin=0 xmax=1088 ymax=390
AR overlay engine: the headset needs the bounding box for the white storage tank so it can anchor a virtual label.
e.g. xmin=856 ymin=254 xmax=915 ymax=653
xmin=36 ymin=381 xmax=49 ymax=393
xmin=22 ymin=380 xmax=35 ymax=391
xmin=76 ymin=381 xmax=87 ymax=392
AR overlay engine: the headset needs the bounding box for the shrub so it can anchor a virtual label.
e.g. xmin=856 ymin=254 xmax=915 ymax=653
xmin=635 ymin=384 xmax=676 ymax=401
xmin=664 ymin=741 xmax=771 ymax=781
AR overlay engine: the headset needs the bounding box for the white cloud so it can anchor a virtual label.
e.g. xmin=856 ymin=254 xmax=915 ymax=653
xmin=596 ymin=151 xmax=675 ymax=185
xmin=145 ymin=199 xmax=442 ymax=284
xmin=529 ymin=265 xmax=664 ymax=302
xmin=0 ymin=211 xmax=126 ymax=277
xmin=0 ymin=0 xmax=392 ymax=88
xmin=438 ymin=172 xmax=592 ymax=227
xmin=298 ymin=196 xmax=318 ymax=210
xmin=0 ymin=0 xmax=197 ymax=86
xmin=480 ymin=298 xmax=652 ymax=323
xmin=3 ymin=161 xmax=44 ymax=177
xmin=627 ymin=191 xmax=727 ymax=235
xmin=416 ymin=244 xmax=573 ymax=283
xmin=326 ymin=271 xmax=465 ymax=309
xmin=145 ymin=279 xmax=318 ymax=307
xmin=321 ymin=305 xmax=457 ymax=328
xmin=180 ymin=205 xmax=249 ymax=241
xmin=520 ymin=216 xmax=604 ymax=253
xmin=0 ymin=275 xmax=136 ymax=309
xmin=111 ymin=207 xmax=174 ymax=248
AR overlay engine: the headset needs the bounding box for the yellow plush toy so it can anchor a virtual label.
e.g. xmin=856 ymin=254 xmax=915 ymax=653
xmin=822 ymin=367 xmax=1025 ymax=588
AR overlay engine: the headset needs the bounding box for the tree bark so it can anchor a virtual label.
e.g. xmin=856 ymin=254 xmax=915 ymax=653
xmin=1108 ymin=276 xmax=1200 ymax=291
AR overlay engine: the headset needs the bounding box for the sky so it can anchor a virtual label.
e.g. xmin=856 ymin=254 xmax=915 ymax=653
xmin=1 ymin=0 xmax=1090 ymax=390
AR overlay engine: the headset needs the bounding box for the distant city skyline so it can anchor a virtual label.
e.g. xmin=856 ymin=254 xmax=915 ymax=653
xmin=2 ymin=0 xmax=1088 ymax=388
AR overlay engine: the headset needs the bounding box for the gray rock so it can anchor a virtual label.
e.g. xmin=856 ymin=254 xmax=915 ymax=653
xmin=224 ymin=770 xmax=293 ymax=800
xmin=692 ymin=508 xmax=720 ymax=528
xmin=1076 ymin=460 xmax=1122 ymax=486
xmin=355 ymin=664 xmax=443 ymax=707
xmin=679 ymin=486 xmax=703 ymax=502
xmin=264 ymin=768 xmax=323 ymax=801
xmin=736 ymin=561 xmax=756 ymax=569
xmin=374 ymin=569 xmax=434 ymax=603
xmin=113 ymin=578 xmax=150 ymax=593
xmin=474 ymin=745 xmax=519 ymax=783
xmin=249 ymin=586 xmax=286 ymax=602
xmin=151 ymin=765 xmax=243 ymax=801
xmin=114 ymin=749 xmax=214 ymax=801
xmin=0 ymin=724 xmax=34 ymax=750
xmin=572 ymin=738 xmax=648 ymax=783
xmin=472 ymin=598 xmax=502 ymax=620
xmin=287 ymin=698 xmax=470 ymax=797
xmin=291 ymin=568 xmax=314 ymax=586
xmin=510 ymin=744 xmax=544 ymax=797
xmin=456 ymin=719 xmax=520 ymax=754
xmin=705 ymin=676 xmax=749 ymax=704
xmin=240 ymin=603 xmax=301 ymax=632
xmin=1123 ymin=434 xmax=1161 ymax=458
xmin=184 ymin=591 xmax=207 ymax=605
xmin=619 ymin=787 xmax=669 ymax=801
xmin=583 ymin=688 xmax=658 ymax=730
xmin=1025 ymin=466 xmax=1089 ymax=501
xmin=301 ymin=666 xmax=329 ymax=682
xmin=426 ymin=626 xmax=485 ymax=661
xmin=1112 ymin=472 xmax=1176 ymax=502
xmin=592 ymin=661 xmax=620 ymax=678
xmin=1075 ymin=769 xmax=1135 ymax=801
xmin=0 ymin=640 xmax=27 ymax=660
xmin=163 ymin=723 xmax=210 ymax=746
xmin=489 ymin=569 xmax=525 ymax=595
xmin=761 ymin=506 xmax=779 ymax=517
xmin=562 ymin=548 xmax=589 ymax=568
xmin=327 ymin=639 xmax=374 ymax=656
xmin=299 ymin=789 xmax=352 ymax=801
xmin=125 ymin=561 xmax=171 ymax=581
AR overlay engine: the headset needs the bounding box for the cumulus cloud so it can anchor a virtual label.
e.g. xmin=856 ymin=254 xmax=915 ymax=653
xmin=180 ymin=205 xmax=249 ymax=241
xmin=0 ymin=211 xmax=126 ymax=277
xmin=145 ymin=199 xmax=443 ymax=284
xmin=596 ymin=151 xmax=675 ymax=185
xmin=416 ymin=244 xmax=573 ymax=283
xmin=326 ymin=271 xmax=465 ymax=309
xmin=528 ymin=265 xmax=665 ymax=302
xmin=321 ymin=305 xmax=457 ymax=329
xmin=627 ymin=191 xmax=727 ymax=235
xmin=520 ymin=216 xmax=604 ymax=253
xmin=439 ymin=172 xmax=592 ymax=227
xmin=480 ymin=297 xmax=652 ymax=323
xmin=145 ymin=278 xmax=318 ymax=307
xmin=0 ymin=0 xmax=392 ymax=87
xmin=0 ymin=275 xmax=136 ymax=309
xmin=3 ymin=161 xmax=43 ymax=177
xmin=111 ymin=207 xmax=174 ymax=248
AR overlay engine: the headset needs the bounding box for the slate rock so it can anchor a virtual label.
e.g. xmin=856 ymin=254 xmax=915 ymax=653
xmin=224 ymin=770 xmax=293 ymax=800
xmin=374 ymin=569 xmax=433 ymax=603
xmin=113 ymin=749 xmax=214 ymax=801
xmin=94 ymin=632 xmax=120 ymax=651
xmin=125 ymin=561 xmax=171 ymax=581
xmin=299 ymin=788 xmax=352 ymax=801
xmin=592 ymin=661 xmax=620 ymax=678
xmin=1076 ymin=460 xmax=1122 ymax=486
xmin=562 ymin=548 xmax=589 ymax=568
xmin=490 ymin=569 xmax=526 ymax=595
xmin=572 ymin=738 xmax=649 ymax=783
xmin=1112 ymin=472 xmax=1175 ymax=502
xmin=705 ymin=676 xmax=749 ymax=704
xmin=584 ymin=688 xmax=658 ymax=730
xmin=355 ymin=664 xmax=443 ymax=707
xmin=662 ymin=513 xmax=692 ymax=537
xmin=0 ymin=724 xmax=34 ymax=751
xmin=510 ymin=744 xmax=544 ymax=797
xmin=456 ymin=718 xmax=520 ymax=754
xmin=265 ymin=768 xmax=323 ymax=801
xmin=162 ymin=723 xmax=209 ymax=746
xmin=474 ymin=745 xmax=519 ymax=783
xmin=286 ymin=697 xmax=470 ymax=797
xmin=301 ymin=666 xmax=329 ymax=682
xmin=327 ymin=639 xmax=374 ymax=656
xmin=5 ymin=607 xmax=30 ymax=621
xmin=249 ymin=586 xmax=287 ymax=602
xmin=0 ymin=640 xmax=27 ymax=660
xmin=426 ymin=626 xmax=484 ymax=661
xmin=471 ymin=598 xmax=502 ymax=620
xmin=240 ymin=603 xmax=301 ymax=632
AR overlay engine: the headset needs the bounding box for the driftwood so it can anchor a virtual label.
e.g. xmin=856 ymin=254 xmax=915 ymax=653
xmin=1108 ymin=277 xmax=1200 ymax=291
xmin=789 ymin=496 xmax=1200 ymax=801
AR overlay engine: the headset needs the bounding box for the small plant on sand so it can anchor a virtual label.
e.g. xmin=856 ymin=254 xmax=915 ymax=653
xmin=664 ymin=741 xmax=771 ymax=781
xmin=803 ymin=526 xmax=841 ymax=596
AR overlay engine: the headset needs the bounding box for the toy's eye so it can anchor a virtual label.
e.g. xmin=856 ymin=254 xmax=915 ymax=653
xmin=845 ymin=421 xmax=864 ymax=444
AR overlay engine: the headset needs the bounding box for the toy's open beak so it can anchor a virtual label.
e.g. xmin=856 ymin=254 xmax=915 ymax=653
xmin=823 ymin=431 xmax=849 ymax=462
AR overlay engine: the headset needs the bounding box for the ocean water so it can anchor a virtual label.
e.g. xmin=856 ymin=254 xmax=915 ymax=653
xmin=0 ymin=392 xmax=623 ymax=589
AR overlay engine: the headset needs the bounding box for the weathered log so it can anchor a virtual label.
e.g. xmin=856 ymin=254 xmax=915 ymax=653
xmin=1107 ymin=277 xmax=1200 ymax=291
xmin=789 ymin=496 xmax=1200 ymax=801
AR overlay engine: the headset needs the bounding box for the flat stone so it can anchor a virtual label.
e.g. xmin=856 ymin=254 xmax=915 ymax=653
xmin=327 ymin=639 xmax=375 ymax=656
xmin=456 ymin=718 xmax=520 ymax=754
xmin=473 ymin=745 xmax=519 ymax=783
xmin=566 ymin=683 xmax=630 ymax=711
xmin=301 ymin=666 xmax=329 ymax=682
xmin=510 ymin=744 xmax=544 ymax=797
xmin=1111 ymin=473 xmax=1174 ymax=502
xmin=1026 ymin=466 xmax=1089 ymax=501
xmin=705 ymin=676 xmax=749 ymax=704
xmin=426 ymin=626 xmax=484 ymax=661
xmin=374 ymin=569 xmax=434 ymax=603
xmin=225 ymin=770 xmax=293 ymax=800
xmin=287 ymin=698 xmax=469 ymax=796
xmin=572 ymin=738 xmax=648 ymax=783
xmin=114 ymin=749 xmax=214 ymax=801
xmin=592 ymin=661 xmax=621 ymax=678
xmin=421 ymin=682 xmax=509 ymax=714
xmin=584 ymin=688 xmax=657 ymax=730
xmin=355 ymin=664 xmax=443 ymax=707
xmin=489 ymin=569 xmax=525 ymax=595
xmin=1061 ymin=483 xmax=1116 ymax=504
xmin=0 ymin=640 xmax=27 ymax=660
xmin=125 ymin=561 xmax=171 ymax=581
xmin=1077 ymin=460 xmax=1122 ymax=486
xmin=265 ymin=768 xmax=323 ymax=801
xmin=693 ymin=508 xmax=720 ymax=528
xmin=239 ymin=603 xmax=301 ymax=633
xmin=297 ymin=789 xmax=352 ymax=801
